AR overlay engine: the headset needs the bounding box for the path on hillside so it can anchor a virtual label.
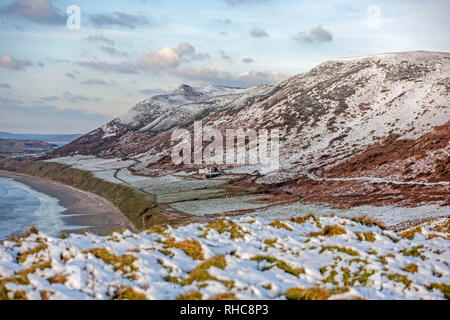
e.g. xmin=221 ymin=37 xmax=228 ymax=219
xmin=301 ymin=172 xmax=450 ymax=186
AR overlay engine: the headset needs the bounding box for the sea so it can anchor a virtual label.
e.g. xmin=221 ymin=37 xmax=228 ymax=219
xmin=0 ymin=177 xmax=68 ymax=240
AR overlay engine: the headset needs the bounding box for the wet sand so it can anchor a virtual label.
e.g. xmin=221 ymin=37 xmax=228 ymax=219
xmin=0 ymin=170 xmax=137 ymax=236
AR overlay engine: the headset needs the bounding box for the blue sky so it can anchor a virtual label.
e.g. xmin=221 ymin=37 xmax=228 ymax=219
xmin=0 ymin=0 xmax=449 ymax=134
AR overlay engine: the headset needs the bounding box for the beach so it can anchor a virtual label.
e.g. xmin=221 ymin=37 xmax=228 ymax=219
xmin=0 ymin=170 xmax=136 ymax=236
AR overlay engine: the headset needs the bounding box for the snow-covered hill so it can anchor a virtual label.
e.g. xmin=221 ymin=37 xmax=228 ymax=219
xmin=1 ymin=215 xmax=448 ymax=300
xmin=52 ymin=51 xmax=449 ymax=208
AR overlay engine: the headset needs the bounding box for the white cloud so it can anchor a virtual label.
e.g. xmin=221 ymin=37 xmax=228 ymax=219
xmin=0 ymin=55 xmax=32 ymax=70
xmin=140 ymin=47 xmax=182 ymax=72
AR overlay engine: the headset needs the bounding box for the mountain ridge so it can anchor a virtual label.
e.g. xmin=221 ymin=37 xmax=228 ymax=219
xmin=53 ymin=51 xmax=450 ymax=189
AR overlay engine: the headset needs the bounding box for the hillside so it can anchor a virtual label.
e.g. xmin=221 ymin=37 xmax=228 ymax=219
xmin=54 ymin=52 xmax=449 ymax=173
xmin=0 ymin=215 xmax=448 ymax=300
xmin=0 ymin=139 xmax=58 ymax=158
xmin=0 ymin=132 xmax=82 ymax=144
xmin=52 ymin=51 xmax=450 ymax=208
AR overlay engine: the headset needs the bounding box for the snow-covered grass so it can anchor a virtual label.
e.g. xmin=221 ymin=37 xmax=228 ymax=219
xmin=1 ymin=216 xmax=448 ymax=300
xmin=170 ymin=195 xmax=273 ymax=215
xmin=252 ymin=202 xmax=450 ymax=230
xmin=46 ymin=157 xmax=135 ymax=172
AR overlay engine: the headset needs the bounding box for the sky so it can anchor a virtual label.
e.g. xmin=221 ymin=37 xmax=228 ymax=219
xmin=0 ymin=0 xmax=449 ymax=134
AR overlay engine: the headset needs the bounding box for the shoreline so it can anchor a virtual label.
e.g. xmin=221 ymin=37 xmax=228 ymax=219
xmin=0 ymin=170 xmax=137 ymax=236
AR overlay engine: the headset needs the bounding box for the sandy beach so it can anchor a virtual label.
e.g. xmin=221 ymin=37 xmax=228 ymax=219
xmin=0 ymin=170 xmax=137 ymax=236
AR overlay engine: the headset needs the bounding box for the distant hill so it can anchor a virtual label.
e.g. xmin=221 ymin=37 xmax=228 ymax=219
xmin=0 ymin=132 xmax=82 ymax=144
xmin=0 ymin=138 xmax=58 ymax=158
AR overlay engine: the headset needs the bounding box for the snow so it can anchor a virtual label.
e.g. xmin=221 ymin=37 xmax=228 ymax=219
xmin=251 ymin=202 xmax=450 ymax=230
xmin=1 ymin=215 xmax=448 ymax=300
xmin=170 ymin=195 xmax=272 ymax=215
xmin=46 ymin=157 xmax=135 ymax=172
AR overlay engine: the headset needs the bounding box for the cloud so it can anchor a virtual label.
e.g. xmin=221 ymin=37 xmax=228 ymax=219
xmin=219 ymin=50 xmax=232 ymax=62
xmin=90 ymin=12 xmax=150 ymax=29
xmin=176 ymin=66 xmax=287 ymax=88
xmin=65 ymin=72 xmax=77 ymax=79
xmin=140 ymin=47 xmax=182 ymax=72
xmin=242 ymin=57 xmax=254 ymax=64
xmin=39 ymin=96 xmax=59 ymax=102
xmin=0 ymin=0 xmax=65 ymax=25
xmin=224 ymin=0 xmax=271 ymax=6
xmin=214 ymin=18 xmax=232 ymax=25
xmin=80 ymin=78 xmax=109 ymax=86
xmin=0 ymin=96 xmax=23 ymax=104
xmin=177 ymin=42 xmax=196 ymax=56
xmin=249 ymin=27 xmax=269 ymax=38
xmin=85 ymin=34 xmax=115 ymax=45
xmin=99 ymin=46 xmax=128 ymax=57
xmin=139 ymin=88 xmax=168 ymax=96
xmin=191 ymin=53 xmax=211 ymax=61
xmin=176 ymin=42 xmax=211 ymax=61
xmin=62 ymin=91 xmax=102 ymax=103
xmin=0 ymin=83 xmax=11 ymax=88
xmin=0 ymin=55 xmax=32 ymax=70
xmin=78 ymin=61 xmax=139 ymax=74
xmin=294 ymin=25 xmax=333 ymax=43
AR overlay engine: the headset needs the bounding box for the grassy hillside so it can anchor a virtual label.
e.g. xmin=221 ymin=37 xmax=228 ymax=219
xmin=0 ymin=160 xmax=157 ymax=229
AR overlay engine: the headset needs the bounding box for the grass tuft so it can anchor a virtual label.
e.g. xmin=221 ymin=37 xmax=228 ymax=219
xmin=201 ymin=219 xmax=246 ymax=239
xmin=428 ymin=283 xmax=450 ymax=299
xmin=251 ymin=255 xmax=305 ymax=277
xmin=164 ymin=238 xmax=204 ymax=261
xmin=17 ymin=244 xmax=48 ymax=263
xmin=269 ymin=221 xmax=292 ymax=231
xmin=181 ymin=255 xmax=227 ymax=285
xmin=84 ymin=248 xmax=138 ymax=276
xmin=307 ymin=225 xmax=347 ymax=237
xmin=352 ymin=216 xmax=385 ymax=229
xmin=113 ymin=287 xmax=147 ymax=300
xmin=285 ymin=287 xmax=332 ymax=300
xmin=209 ymin=293 xmax=237 ymax=300
xmin=400 ymin=227 xmax=422 ymax=240
xmin=402 ymin=263 xmax=418 ymax=273
xmin=176 ymin=291 xmax=203 ymax=300
xmin=320 ymin=246 xmax=359 ymax=256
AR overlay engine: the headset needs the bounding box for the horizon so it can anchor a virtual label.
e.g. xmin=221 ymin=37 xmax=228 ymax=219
xmin=1 ymin=0 xmax=449 ymax=134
